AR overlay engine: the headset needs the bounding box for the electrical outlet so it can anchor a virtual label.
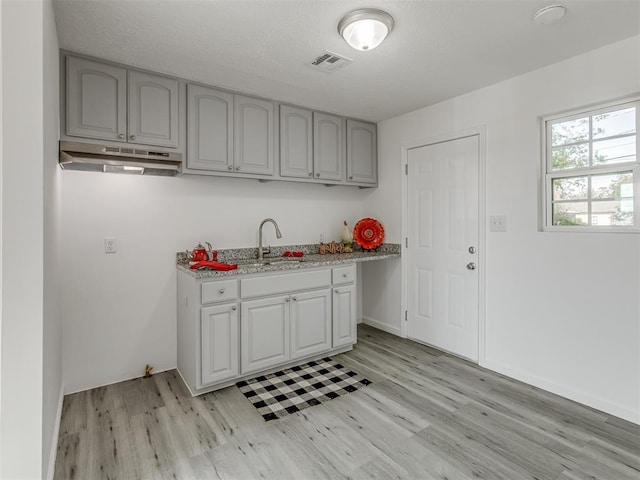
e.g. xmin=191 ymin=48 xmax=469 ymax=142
xmin=490 ymin=215 xmax=507 ymax=232
xmin=104 ymin=237 xmax=117 ymax=253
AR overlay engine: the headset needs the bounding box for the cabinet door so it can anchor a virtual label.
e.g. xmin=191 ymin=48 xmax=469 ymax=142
xmin=201 ymin=303 xmax=239 ymax=386
xmin=290 ymin=289 xmax=331 ymax=360
xmin=333 ymin=285 xmax=357 ymax=348
xmin=314 ymin=113 xmax=344 ymax=181
xmin=187 ymin=84 xmax=233 ymax=171
xmin=234 ymin=95 xmax=275 ymax=175
xmin=241 ymin=296 xmax=290 ymax=374
xmin=346 ymin=119 xmax=377 ymax=185
xmin=128 ymin=70 xmax=179 ymax=148
xmin=66 ymin=56 xmax=127 ymax=142
xmin=280 ymin=105 xmax=313 ymax=178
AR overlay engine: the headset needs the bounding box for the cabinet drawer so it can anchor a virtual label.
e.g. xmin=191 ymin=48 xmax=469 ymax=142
xmin=332 ymin=265 xmax=356 ymax=285
xmin=202 ymin=279 xmax=238 ymax=304
xmin=241 ymin=269 xmax=331 ymax=299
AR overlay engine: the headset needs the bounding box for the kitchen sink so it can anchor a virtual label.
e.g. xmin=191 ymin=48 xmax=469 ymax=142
xmin=236 ymin=258 xmax=306 ymax=268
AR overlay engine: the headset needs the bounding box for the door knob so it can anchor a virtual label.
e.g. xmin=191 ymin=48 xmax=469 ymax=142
xmin=466 ymin=262 xmax=476 ymax=270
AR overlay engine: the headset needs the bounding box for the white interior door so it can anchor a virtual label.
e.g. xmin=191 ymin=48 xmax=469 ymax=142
xmin=407 ymin=135 xmax=479 ymax=361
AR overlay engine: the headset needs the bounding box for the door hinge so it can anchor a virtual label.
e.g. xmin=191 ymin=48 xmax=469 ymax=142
xmin=405 ymin=164 xmax=408 ymax=175
xmin=405 ymin=237 xmax=408 ymax=248
xmin=405 ymin=310 xmax=408 ymax=322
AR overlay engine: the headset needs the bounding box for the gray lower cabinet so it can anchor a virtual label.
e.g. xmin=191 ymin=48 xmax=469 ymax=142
xmin=187 ymin=84 xmax=234 ymax=171
xmin=201 ymin=303 xmax=239 ymax=385
xmin=66 ymin=56 xmax=127 ymax=142
xmin=66 ymin=54 xmax=179 ymax=148
xmin=346 ymin=119 xmax=377 ymax=185
xmin=240 ymin=295 xmax=290 ymax=375
xmin=234 ymin=95 xmax=275 ymax=175
xmin=177 ymin=264 xmax=358 ymax=396
xmin=333 ymin=284 xmax=357 ymax=348
xmin=290 ymin=289 xmax=332 ymax=359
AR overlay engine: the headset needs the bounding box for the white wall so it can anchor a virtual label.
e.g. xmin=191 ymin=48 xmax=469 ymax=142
xmin=42 ymin=0 xmax=62 ymax=477
xmin=60 ymin=175 xmax=367 ymax=392
xmin=365 ymin=35 xmax=640 ymax=423
xmin=0 ymin=1 xmax=45 ymax=478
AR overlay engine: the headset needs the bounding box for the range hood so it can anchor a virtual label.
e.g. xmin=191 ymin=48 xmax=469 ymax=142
xmin=59 ymin=141 xmax=182 ymax=176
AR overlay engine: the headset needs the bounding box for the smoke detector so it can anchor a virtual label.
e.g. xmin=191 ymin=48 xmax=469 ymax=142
xmin=534 ymin=4 xmax=567 ymax=24
xmin=308 ymin=50 xmax=352 ymax=73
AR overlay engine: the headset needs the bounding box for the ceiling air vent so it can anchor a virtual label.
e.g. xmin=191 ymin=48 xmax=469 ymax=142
xmin=308 ymin=50 xmax=352 ymax=73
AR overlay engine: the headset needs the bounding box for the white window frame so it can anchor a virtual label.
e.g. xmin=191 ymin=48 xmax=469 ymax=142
xmin=541 ymin=96 xmax=640 ymax=233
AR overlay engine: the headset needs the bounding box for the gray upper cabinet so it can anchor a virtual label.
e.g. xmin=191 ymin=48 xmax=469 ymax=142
xmin=280 ymin=105 xmax=313 ymax=179
xmin=346 ymin=119 xmax=377 ymax=185
xmin=187 ymin=84 xmax=233 ymax=171
xmin=314 ymin=113 xmax=344 ymax=182
xmin=234 ymin=95 xmax=275 ymax=176
xmin=66 ymin=55 xmax=178 ymax=149
xmin=128 ymin=70 xmax=179 ymax=148
xmin=66 ymin=56 xmax=127 ymax=142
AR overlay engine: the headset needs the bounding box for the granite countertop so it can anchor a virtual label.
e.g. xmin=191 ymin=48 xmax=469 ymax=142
xmin=177 ymin=243 xmax=401 ymax=279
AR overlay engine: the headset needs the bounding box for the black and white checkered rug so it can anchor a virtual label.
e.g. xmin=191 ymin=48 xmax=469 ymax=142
xmin=236 ymin=357 xmax=371 ymax=421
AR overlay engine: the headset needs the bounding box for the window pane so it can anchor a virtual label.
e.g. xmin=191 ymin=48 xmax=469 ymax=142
xmin=552 ymin=144 xmax=589 ymax=170
xmin=591 ymin=172 xmax=633 ymax=199
xmin=553 ymin=176 xmax=588 ymax=200
xmin=593 ymin=107 xmax=636 ymax=139
xmin=593 ymin=136 xmax=636 ymax=165
xmin=552 ymin=202 xmax=588 ymax=226
xmin=592 ymin=200 xmax=634 ymax=226
xmin=551 ymin=117 xmax=589 ymax=146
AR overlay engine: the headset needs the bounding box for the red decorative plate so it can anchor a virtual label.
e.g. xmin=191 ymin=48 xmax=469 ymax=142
xmin=353 ymin=218 xmax=384 ymax=250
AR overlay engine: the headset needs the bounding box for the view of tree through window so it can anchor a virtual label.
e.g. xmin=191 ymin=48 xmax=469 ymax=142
xmin=545 ymin=101 xmax=638 ymax=229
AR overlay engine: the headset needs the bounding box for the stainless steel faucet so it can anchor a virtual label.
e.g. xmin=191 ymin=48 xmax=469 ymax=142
xmin=258 ymin=218 xmax=282 ymax=260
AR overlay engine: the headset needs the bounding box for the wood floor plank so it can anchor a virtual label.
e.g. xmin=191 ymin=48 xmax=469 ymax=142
xmin=54 ymin=325 xmax=640 ymax=480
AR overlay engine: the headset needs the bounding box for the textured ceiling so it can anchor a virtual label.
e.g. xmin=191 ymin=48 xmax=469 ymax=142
xmin=52 ymin=0 xmax=640 ymax=122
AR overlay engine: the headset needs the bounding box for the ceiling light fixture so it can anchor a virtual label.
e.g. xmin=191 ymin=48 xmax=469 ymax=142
xmin=533 ymin=4 xmax=567 ymax=25
xmin=338 ymin=8 xmax=394 ymax=51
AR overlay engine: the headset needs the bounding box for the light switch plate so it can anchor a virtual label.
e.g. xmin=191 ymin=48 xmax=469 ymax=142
xmin=490 ymin=215 xmax=507 ymax=232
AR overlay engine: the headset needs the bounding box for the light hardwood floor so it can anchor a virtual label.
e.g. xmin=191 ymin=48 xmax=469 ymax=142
xmin=54 ymin=324 xmax=639 ymax=479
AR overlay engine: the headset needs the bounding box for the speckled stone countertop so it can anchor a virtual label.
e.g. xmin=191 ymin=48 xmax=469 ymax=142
xmin=177 ymin=243 xmax=401 ymax=279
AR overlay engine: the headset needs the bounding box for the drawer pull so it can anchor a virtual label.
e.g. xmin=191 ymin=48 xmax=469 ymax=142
xmin=343 ymin=273 xmax=348 ymax=278
xmin=285 ymin=297 xmax=290 ymax=303
xmin=335 ymin=289 xmax=340 ymax=294
xmin=292 ymin=296 xmax=297 ymax=301
xmin=231 ymin=305 xmax=237 ymax=311
xmin=219 ymin=288 xmax=225 ymax=294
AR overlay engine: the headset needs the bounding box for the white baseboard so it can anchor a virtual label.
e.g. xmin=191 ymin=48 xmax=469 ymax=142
xmin=482 ymin=359 xmax=640 ymax=425
xmin=46 ymin=385 xmax=64 ymax=480
xmin=65 ymin=366 xmax=175 ymax=395
xmin=362 ymin=316 xmax=402 ymax=337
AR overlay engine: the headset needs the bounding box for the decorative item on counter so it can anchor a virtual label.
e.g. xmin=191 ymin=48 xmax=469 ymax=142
xmin=283 ymin=251 xmax=304 ymax=257
xmin=187 ymin=241 xmax=217 ymax=262
xmin=353 ymin=217 xmax=384 ymax=251
xmin=190 ymin=260 xmax=238 ymax=271
xmin=341 ymin=220 xmax=353 ymax=247
xmin=318 ymin=241 xmax=352 ymax=255
xmin=143 ymin=364 xmax=154 ymax=378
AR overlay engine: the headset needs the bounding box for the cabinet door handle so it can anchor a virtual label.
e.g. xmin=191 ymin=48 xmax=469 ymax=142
xmin=129 ymin=134 xmax=136 ymax=140
xmin=315 ymin=173 xmax=320 ymax=177
xmin=349 ymin=176 xmax=353 ymax=180
xmin=343 ymin=273 xmax=348 ymax=278
xmin=228 ymin=165 xmax=233 ymax=170
xmin=118 ymin=134 xmax=124 ymax=139
xmin=219 ymin=288 xmax=225 ymax=294
xmin=231 ymin=305 xmax=237 ymax=311
xmin=308 ymin=172 xmax=313 ymax=177
xmin=292 ymin=297 xmax=297 ymax=301
xmin=235 ymin=166 xmax=240 ymax=171
xmin=285 ymin=297 xmax=290 ymax=302
xmin=335 ymin=289 xmax=340 ymax=294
